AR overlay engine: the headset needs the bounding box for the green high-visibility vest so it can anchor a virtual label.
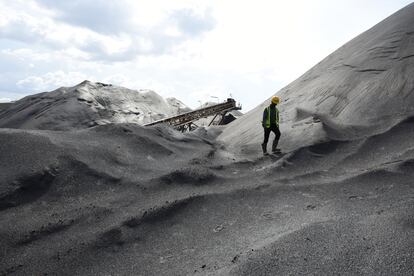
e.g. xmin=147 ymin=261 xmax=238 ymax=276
xmin=265 ymin=106 xmax=279 ymax=128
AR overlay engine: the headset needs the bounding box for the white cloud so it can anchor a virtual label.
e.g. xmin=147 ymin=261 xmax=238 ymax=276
xmin=0 ymin=0 xmax=216 ymax=63
xmin=0 ymin=97 xmax=12 ymax=103
xmin=17 ymin=71 xmax=90 ymax=91
xmin=34 ymin=0 xmax=133 ymax=35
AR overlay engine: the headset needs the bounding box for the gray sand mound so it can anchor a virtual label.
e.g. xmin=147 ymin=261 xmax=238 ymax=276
xmin=0 ymin=81 xmax=189 ymax=130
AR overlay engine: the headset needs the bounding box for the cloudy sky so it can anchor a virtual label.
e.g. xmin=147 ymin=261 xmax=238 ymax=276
xmin=0 ymin=0 xmax=412 ymax=110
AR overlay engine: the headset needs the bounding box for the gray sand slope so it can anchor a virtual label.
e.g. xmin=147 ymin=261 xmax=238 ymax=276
xmin=0 ymin=119 xmax=413 ymax=275
xmin=219 ymin=3 xmax=414 ymax=154
xmin=0 ymin=81 xmax=190 ymax=130
xmin=1 ymin=3 xmax=414 ymax=276
xmin=0 ymin=103 xmax=12 ymax=111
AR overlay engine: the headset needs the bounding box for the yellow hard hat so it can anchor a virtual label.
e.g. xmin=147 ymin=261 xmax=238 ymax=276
xmin=271 ymin=96 xmax=280 ymax=104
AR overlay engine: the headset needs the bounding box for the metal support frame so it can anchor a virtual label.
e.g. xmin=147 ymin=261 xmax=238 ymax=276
xmin=208 ymin=113 xmax=219 ymax=126
xmin=208 ymin=110 xmax=229 ymax=126
xmin=145 ymin=98 xmax=241 ymax=131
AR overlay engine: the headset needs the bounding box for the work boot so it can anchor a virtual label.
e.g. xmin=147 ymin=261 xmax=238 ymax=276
xmin=272 ymin=139 xmax=279 ymax=153
xmin=272 ymin=148 xmax=282 ymax=154
xmin=261 ymin=143 xmax=268 ymax=155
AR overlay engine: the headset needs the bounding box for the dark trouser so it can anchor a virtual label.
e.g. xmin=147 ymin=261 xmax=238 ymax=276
xmin=262 ymin=125 xmax=281 ymax=152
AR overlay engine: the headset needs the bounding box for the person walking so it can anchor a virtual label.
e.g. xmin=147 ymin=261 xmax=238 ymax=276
xmin=261 ymin=96 xmax=281 ymax=155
